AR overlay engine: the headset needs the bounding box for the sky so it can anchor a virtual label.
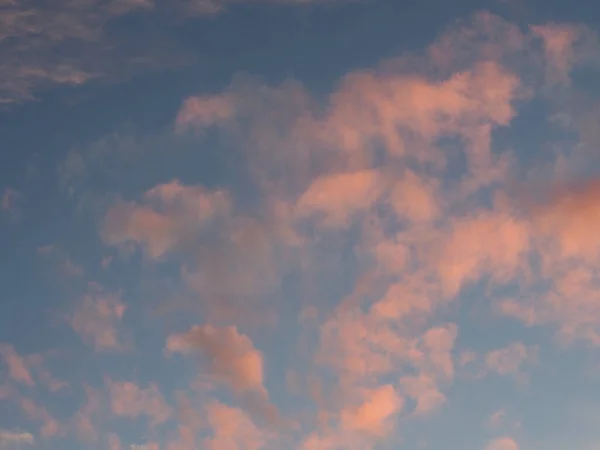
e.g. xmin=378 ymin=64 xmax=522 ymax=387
xmin=3 ymin=0 xmax=600 ymax=449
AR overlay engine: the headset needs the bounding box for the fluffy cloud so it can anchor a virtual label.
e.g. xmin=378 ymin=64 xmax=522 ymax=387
xmin=202 ymin=401 xmax=269 ymax=450
xmin=166 ymin=325 xmax=266 ymax=394
xmin=339 ymin=384 xmax=403 ymax=436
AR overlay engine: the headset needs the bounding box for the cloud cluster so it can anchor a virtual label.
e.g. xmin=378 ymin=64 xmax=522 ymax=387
xmin=4 ymin=7 xmax=600 ymax=450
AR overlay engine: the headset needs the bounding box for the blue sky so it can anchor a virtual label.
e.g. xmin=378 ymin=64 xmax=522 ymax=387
xmin=2 ymin=0 xmax=600 ymax=449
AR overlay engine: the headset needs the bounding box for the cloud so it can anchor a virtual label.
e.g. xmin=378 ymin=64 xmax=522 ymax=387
xmin=107 ymin=434 xmax=122 ymax=450
xmin=166 ymin=324 xmax=284 ymax=427
xmin=176 ymin=93 xmax=237 ymax=131
xmin=181 ymin=0 xmax=345 ymax=17
xmin=484 ymin=343 xmax=536 ymax=376
xmin=37 ymin=245 xmax=83 ymax=278
xmin=532 ymin=23 xmax=599 ymax=86
xmin=166 ymin=324 xmax=266 ymax=394
xmin=497 ymin=178 xmax=600 ymax=345
xmin=400 ymin=373 xmax=447 ymax=416
xmin=339 ymin=384 xmax=403 ymax=437
xmin=486 ymin=437 xmax=519 ymax=450
xmin=430 ymin=210 xmax=531 ymax=298
xmin=70 ymin=385 xmax=103 ymax=443
xmin=0 ymin=430 xmax=34 ymax=447
xmin=0 ymin=431 xmax=34 ymax=450
xmin=1 ymin=188 xmax=19 ymax=212
xmin=69 ymin=283 xmax=128 ymax=352
xmin=0 ymin=344 xmax=34 ymax=386
xmin=17 ymin=8 xmax=600 ymax=450
xmin=202 ymin=401 xmax=269 ymax=450
xmin=176 ymin=60 xmax=522 ymax=199
xmin=0 ymin=0 xmax=348 ymax=103
xmin=295 ymin=169 xmax=385 ymax=228
xmin=164 ymin=15 xmax=559 ymax=447
xmin=18 ymin=398 xmax=60 ymax=438
xmin=487 ymin=410 xmax=507 ymax=428
xmin=0 ymin=0 xmax=116 ymax=103
xmin=102 ymin=180 xmax=230 ymax=259
xmin=107 ymin=379 xmax=172 ymax=425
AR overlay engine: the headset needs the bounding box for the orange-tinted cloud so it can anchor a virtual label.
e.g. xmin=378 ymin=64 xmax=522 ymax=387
xmin=339 ymin=384 xmax=403 ymax=436
xmin=431 ymin=210 xmax=531 ymax=298
xmin=498 ymin=179 xmax=600 ymax=345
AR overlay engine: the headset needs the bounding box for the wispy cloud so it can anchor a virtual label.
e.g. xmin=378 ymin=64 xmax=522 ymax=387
xmin=0 ymin=430 xmax=34 ymax=448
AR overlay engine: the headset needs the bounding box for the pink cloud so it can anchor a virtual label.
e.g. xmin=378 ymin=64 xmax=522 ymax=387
xmin=108 ymin=433 xmax=122 ymax=450
xmin=486 ymin=437 xmax=519 ymax=450
xmin=531 ymin=23 xmax=598 ymax=86
xmin=37 ymin=245 xmax=83 ymax=278
xmin=1 ymin=188 xmax=19 ymax=212
xmin=295 ymin=169 xmax=385 ymax=228
xmin=389 ymin=170 xmax=441 ymax=224
xmin=70 ymin=385 xmax=103 ymax=443
xmin=339 ymin=384 xmax=403 ymax=437
xmin=176 ymin=48 xmax=522 ymax=205
xmin=103 ymin=180 xmax=230 ymax=259
xmin=107 ymin=379 xmax=172 ymax=425
xmin=497 ymin=179 xmax=600 ymax=345
xmin=430 ymin=210 xmax=531 ymax=298
xmin=484 ymin=343 xmax=536 ymax=376
xmin=0 ymin=344 xmax=34 ymax=386
xmin=166 ymin=324 xmax=266 ymax=394
xmin=69 ymin=283 xmax=127 ymax=352
xmin=202 ymin=401 xmax=268 ymax=450
xmin=179 ymin=213 xmax=293 ymax=326
xmin=0 ymin=430 xmax=34 ymax=446
xmin=81 ymin=10 xmax=600 ymax=449
xmin=176 ymin=93 xmax=236 ymax=131
xmin=182 ymin=0 xmax=347 ymax=17
xmin=487 ymin=410 xmax=507 ymax=428
xmin=19 ymin=398 xmax=60 ymax=439
xmin=299 ymin=385 xmax=404 ymax=450
xmin=400 ymin=374 xmax=447 ymax=416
